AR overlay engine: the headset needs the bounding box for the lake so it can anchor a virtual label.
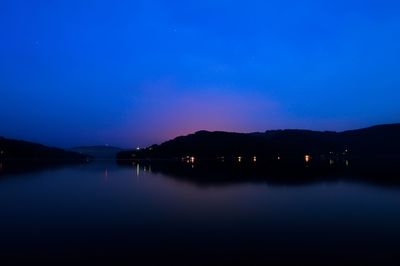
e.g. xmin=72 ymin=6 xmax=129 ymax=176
xmin=0 ymin=161 xmax=399 ymax=265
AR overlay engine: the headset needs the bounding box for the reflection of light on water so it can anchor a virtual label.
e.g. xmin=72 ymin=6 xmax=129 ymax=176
xmin=136 ymin=164 xmax=140 ymax=176
xmin=330 ymin=159 xmax=334 ymax=166
xmin=104 ymin=169 xmax=108 ymax=183
xmin=189 ymin=157 xmax=195 ymax=168
xmin=346 ymin=160 xmax=349 ymax=167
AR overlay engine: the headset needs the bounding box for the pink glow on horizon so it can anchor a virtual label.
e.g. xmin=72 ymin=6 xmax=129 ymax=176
xmin=102 ymin=81 xmax=368 ymax=147
xmin=117 ymin=83 xmax=285 ymax=146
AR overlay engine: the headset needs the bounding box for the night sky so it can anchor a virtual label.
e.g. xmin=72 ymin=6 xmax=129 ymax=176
xmin=1 ymin=0 xmax=400 ymax=148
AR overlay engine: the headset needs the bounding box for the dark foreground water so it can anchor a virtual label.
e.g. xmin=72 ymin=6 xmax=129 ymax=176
xmin=0 ymin=161 xmax=400 ymax=265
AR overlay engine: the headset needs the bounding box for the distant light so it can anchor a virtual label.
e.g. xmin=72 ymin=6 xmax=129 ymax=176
xmin=136 ymin=147 xmax=140 ymax=150
xmin=190 ymin=156 xmax=195 ymax=163
xmin=253 ymin=156 xmax=257 ymax=162
xmin=305 ymin=155 xmax=311 ymax=163
xmin=277 ymin=156 xmax=281 ymax=160
xmin=238 ymin=156 xmax=242 ymax=162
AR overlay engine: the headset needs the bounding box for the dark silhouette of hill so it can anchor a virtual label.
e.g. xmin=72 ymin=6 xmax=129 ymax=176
xmin=117 ymin=123 xmax=400 ymax=164
xmin=0 ymin=137 xmax=88 ymax=174
xmin=0 ymin=137 xmax=88 ymax=160
xmin=70 ymin=145 xmax=123 ymax=159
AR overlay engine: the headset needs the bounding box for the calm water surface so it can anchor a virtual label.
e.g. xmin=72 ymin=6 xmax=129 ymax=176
xmin=0 ymin=161 xmax=399 ymax=265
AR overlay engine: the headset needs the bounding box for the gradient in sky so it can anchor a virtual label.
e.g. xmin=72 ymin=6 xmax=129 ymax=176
xmin=1 ymin=0 xmax=400 ymax=147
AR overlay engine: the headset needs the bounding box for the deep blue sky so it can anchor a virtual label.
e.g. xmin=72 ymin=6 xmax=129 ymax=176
xmin=1 ymin=0 xmax=400 ymax=148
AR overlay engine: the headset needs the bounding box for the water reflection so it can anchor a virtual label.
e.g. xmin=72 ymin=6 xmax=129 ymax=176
xmin=1 ymin=161 xmax=400 ymax=265
xmin=0 ymin=159 xmax=88 ymax=177
xmin=103 ymin=168 xmax=109 ymax=183
xmin=117 ymin=159 xmax=400 ymax=188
